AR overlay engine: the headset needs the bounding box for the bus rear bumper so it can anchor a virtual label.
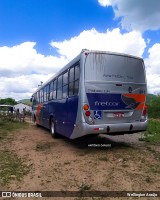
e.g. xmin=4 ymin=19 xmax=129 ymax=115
xmin=70 ymin=120 xmax=148 ymax=139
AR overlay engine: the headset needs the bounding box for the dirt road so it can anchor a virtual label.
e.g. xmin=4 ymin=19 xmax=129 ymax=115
xmin=1 ymin=123 xmax=160 ymax=199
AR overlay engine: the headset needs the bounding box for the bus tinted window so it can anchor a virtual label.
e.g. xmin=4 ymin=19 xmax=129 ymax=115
xmin=75 ymin=65 xmax=79 ymax=80
xmin=69 ymin=67 xmax=74 ymax=82
xmin=42 ymin=89 xmax=44 ymax=103
xmin=50 ymin=82 xmax=54 ymax=100
xmin=44 ymin=86 xmax=47 ymax=102
xmin=57 ymin=76 xmax=62 ymax=99
xmin=57 ymin=87 xmax=62 ymax=99
xmin=41 ymin=89 xmax=44 ymax=103
xmin=57 ymin=76 xmax=62 ymax=88
xmin=85 ymin=54 xmax=145 ymax=83
xmin=74 ymin=80 xmax=79 ymax=95
xmin=63 ymin=85 xmax=68 ymax=98
xmin=53 ymin=79 xmax=57 ymax=99
xmin=63 ymin=71 xmax=68 ymax=86
xmin=39 ymin=92 xmax=41 ymax=103
xmin=37 ymin=93 xmax=39 ymax=104
xmin=47 ymin=85 xmax=50 ymax=101
xmin=69 ymin=82 xmax=74 ymax=96
xmin=69 ymin=65 xmax=79 ymax=96
xmin=62 ymin=71 xmax=68 ymax=98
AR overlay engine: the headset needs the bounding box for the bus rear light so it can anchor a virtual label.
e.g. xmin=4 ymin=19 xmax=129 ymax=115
xmin=85 ymin=111 xmax=91 ymax=117
xmin=83 ymin=104 xmax=93 ymax=124
xmin=94 ymin=128 xmax=104 ymax=131
xmin=83 ymin=104 xmax=89 ymax=111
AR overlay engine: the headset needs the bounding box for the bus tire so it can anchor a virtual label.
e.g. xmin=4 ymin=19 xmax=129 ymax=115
xmin=50 ymin=118 xmax=58 ymax=138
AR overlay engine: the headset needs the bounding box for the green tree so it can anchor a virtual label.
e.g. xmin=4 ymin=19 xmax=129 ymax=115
xmin=148 ymin=96 xmax=160 ymax=118
xmin=0 ymin=98 xmax=17 ymax=105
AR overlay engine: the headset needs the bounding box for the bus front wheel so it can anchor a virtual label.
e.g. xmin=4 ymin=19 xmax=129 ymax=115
xmin=50 ymin=118 xmax=58 ymax=138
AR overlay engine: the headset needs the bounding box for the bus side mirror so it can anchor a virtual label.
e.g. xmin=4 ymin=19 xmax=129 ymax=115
xmin=30 ymin=98 xmax=32 ymax=102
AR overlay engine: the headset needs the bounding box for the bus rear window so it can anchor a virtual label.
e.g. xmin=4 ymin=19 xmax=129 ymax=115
xmin=85 ymin=53 xmax=145 ymax=83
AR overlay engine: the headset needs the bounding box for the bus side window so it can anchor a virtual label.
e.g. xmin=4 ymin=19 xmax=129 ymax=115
xmin=44 ymin=86 xmax=46 ymax=102
xmin=69 ymin=64 xmax=80 ymax=96
xmin=69 ymin=67 xmax=74 ymax=96
xmin=47 ymin=84 xmax=50 ymax=101
xmin=39 ymin=91 xmax=41 ymax=103
xmin=42 ymin=89 xmax=44 ymax=103
xmin=36 ymin=93 xmax=38 ymax=104
xmin=53 ymin=79 xmax=57 ymax=99
xmin=57 ymin=76 xmax=62 ymax=99
xmin=63 ymin=71 xmax=68 ymax=98
xmin=74 ymin=65 xmax=80 ymax=95
xmin=50 ymin=82 xmax=53 ymax=100
xmin=75 ymin=65 xmax=79 ymax=81
xmin=41 ymin=89 xmax=44 ymax=103
xmin=37 ymin=91 xmax=40 ymax=104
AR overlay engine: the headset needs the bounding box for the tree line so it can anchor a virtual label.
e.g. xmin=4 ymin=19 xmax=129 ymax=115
xmin=147 ymin=94 xmax=160 ymax=118
xmin=0 ymin=98 xmax=17 ymax=105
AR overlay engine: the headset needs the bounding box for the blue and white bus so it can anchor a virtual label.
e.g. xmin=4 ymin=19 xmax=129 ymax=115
xmin=31 ymin=49 xmax=148 ymax=139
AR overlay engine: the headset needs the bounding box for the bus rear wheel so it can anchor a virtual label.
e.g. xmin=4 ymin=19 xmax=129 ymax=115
xmin=50 ymin=118 xmax=58 ymax=138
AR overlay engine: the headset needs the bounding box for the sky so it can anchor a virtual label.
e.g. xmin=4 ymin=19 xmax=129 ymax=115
xmin=0 ymin=0 xmax=160 ymax=100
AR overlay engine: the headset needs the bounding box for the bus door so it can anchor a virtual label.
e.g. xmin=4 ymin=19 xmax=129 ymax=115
xmin=55 ymin=74 xmax=68 ymax=135
xmin=42 ymin=85 xmax=50 ymax=128
xmin=42 ymin=103 xmax=49 ymax=128
xmin=67 ymin=65 xmax=79 ymax=136
xmin=56 ymin=65 xmax=79 ymax=137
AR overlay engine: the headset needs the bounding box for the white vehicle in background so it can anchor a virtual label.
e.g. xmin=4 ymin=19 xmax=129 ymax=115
xmin=0 ymin=105 xmax=14 ymax=114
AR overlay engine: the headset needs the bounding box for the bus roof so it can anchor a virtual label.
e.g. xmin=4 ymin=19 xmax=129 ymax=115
xmin=83 ymin=49 xmax=143 ymax=61
xmin=33 ymin=49 xmax=143 ymax=94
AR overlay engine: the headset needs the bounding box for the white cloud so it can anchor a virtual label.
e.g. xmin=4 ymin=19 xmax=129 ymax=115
xmin=51 ymin=28 xmax=146 ymax=60
xmin=144 ymin=43 xmax=160 ymax=94
xmin=0 ymin=42 xmax=67 ymax=100
xmin=98 ymin=0 xmax=160 ymax=32
xmin=98 ymin=0 xmax=112 ymax=7
xmin=0 ymin=42 xmax=67 ymax=77
xmin=145 ymin=74 xmax=160 ymax=94
xmin=145 ymin=43 xmax=160 ymax=74
xmin=0 ymin=74 xmax=52 ymax=100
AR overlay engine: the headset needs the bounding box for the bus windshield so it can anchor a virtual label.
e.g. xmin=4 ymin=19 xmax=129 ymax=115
xmin=85 ymin=53 xmax=145 ymax=83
